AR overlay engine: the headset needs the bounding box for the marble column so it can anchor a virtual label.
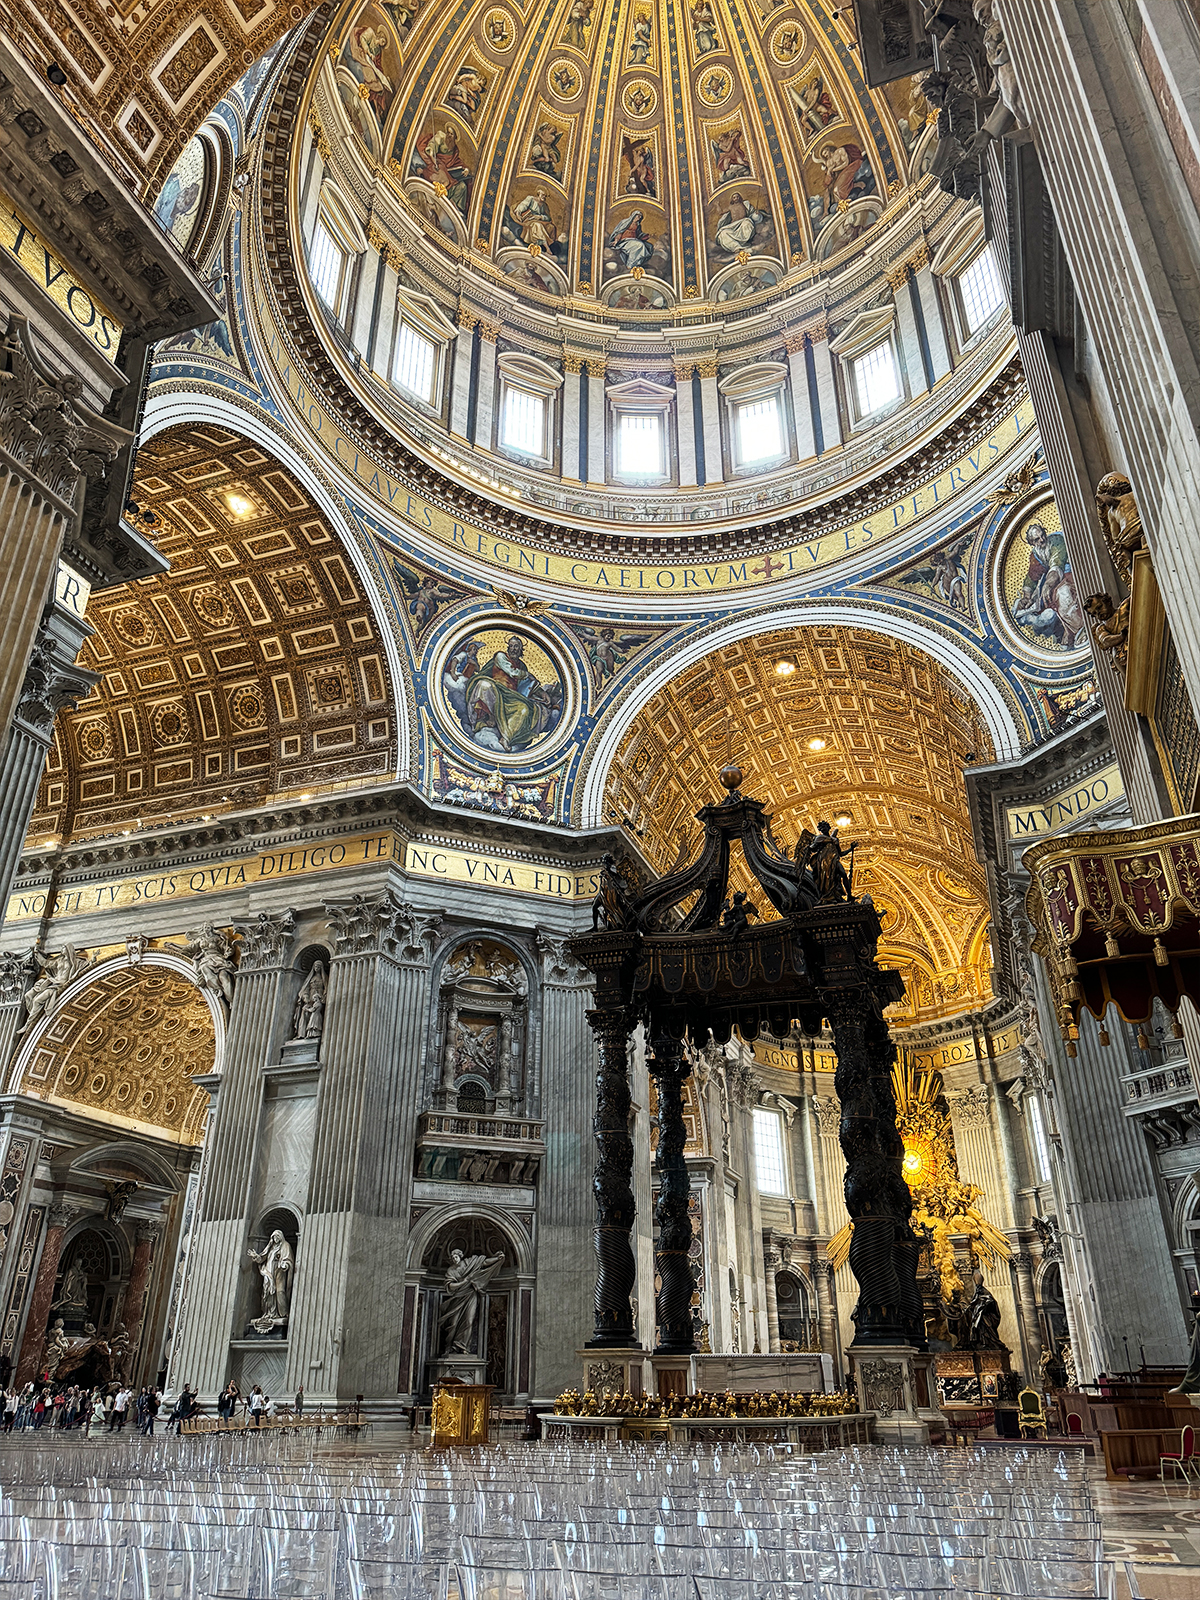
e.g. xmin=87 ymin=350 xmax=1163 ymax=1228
xmin=532 ymin=933 xmax=595 ymax=1396
xmin=697 ymin=360 xmax=722 ymax=483
xmin=352 ymin=247 xmax=384 ymax=359
xmin=912 ymin=254 xmax=951 ymax=382
xmin=808 ymin=325 xmax=843 ymax=453
xmin=1010 ymin=1250 xmax=1043 ymax=1376
xmin=13 ymin=1202 xmax=76 ymax=1386
xmin=285 ymin=895 xmax=440 ymax=1405
xmin=763 ymin=1239 xmax=782 ymax=1353
xmin=586 ymin=361 xmax=606 ymax=483
xmin=0 ymin=958 xmax=27 ymax=1077
xmin=583 ymin=1005 xmax=638 ymax=1347
xmin=561 ymin=358 xmax=584 ymax=482
xmin=474 ymin=324 xmax=500 ymax=450
xmin=122 ymin=1220 xmax=162 ymax=1380
xmin=0 ymin=592 xmax=95 ymax=912
xmin=449 ymin=316 xmax=476 ymax=440
xmin=166 ymin=912 xmax=296 ymax=1399
xmin=787 ymin=335 xmax=816 ymax=459
xmin=673 ymin=363 xmax=698 ymax=486
xmin=648 ymin=1029 xmax=694 ymax=1354
xmin=889 ymin=265 xmax=929 ymax=396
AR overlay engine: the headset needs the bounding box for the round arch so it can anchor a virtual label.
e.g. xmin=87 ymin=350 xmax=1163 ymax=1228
xmin=4 ymin=950 xmax=225 ymax=1114
xmin=140 ymin=390 xmax=413 ymax=777
xmin=404 ymin=1202 xmax=535 ymax=1278
xmin=576 ymin=600 xmax=1024 ymax=827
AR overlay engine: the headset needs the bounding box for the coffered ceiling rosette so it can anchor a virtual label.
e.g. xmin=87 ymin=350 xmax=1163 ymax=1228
xmin=28 ymin=424 xmax=398 ymax=846
xmin=606 ymin=625 xmax=995 ymax=1025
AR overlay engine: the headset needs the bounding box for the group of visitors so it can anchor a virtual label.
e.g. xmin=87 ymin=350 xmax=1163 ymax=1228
xmin=217 ymin=1382 xmax=304 ymax=1425
xmin=1 ymin=1381 xmax=199 ymax=1437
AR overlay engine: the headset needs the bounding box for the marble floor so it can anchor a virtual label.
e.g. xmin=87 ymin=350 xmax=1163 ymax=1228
xmin=1092 ymin=1469 xmax=1200 ymax=1600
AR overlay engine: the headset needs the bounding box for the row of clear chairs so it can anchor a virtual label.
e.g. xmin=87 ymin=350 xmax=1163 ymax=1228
xmin=0 ymin=1436 xmax=1107 ymax=1600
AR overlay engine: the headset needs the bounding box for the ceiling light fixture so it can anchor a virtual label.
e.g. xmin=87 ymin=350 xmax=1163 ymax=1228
xmin=225 ymin=492 xmax=255 ymax=518
xmin=835 ymin=813 xmax=852 ymax=828
xmin=807 ymin=737 xmax=827 ymax=752
xmin=774 ymin=656 xmax=797 ymax=677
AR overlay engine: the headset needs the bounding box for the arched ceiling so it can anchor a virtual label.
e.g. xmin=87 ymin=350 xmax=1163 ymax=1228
xmin=605 ymin=624 xmax=995 ymax=1025
xmin=332 ymin=0 xmax=930 ymax=313
xmin=29 ymin=423 xmax=398 ymax=846
xmin=1 ymin=0 xmax=301 ymax=194
xmin=17 ymin=966 xmax=214 ymax=1144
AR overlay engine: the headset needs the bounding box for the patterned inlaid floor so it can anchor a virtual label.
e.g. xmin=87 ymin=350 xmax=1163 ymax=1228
xmin=1092 ymin=1466 xmax=1200 ymax=1599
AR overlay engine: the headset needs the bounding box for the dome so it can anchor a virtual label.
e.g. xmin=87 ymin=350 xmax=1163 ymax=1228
xmin=329 ymin=0 xmax=932 ymax=316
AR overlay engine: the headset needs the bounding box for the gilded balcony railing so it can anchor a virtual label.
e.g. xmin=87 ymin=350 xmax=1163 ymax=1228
xmin=1024 ymin=814 xmax=1200 ymax=1055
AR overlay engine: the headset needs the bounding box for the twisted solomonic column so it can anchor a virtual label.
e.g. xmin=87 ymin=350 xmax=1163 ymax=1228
xmin=825 ymin=994 xmax=922 ymax=1345
xmin=585 ymin=1007 xmax=637 ymax=1347
xmin=649 ymin=1029 xmax=695 ymax=1354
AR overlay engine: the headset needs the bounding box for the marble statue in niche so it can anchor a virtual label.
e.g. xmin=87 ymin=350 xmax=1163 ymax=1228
xmin=247 ymin=1230 xmax=294 ymax=1334
xmin=439 ymin=1246 xmax=505 ymax=1353
xmin=435 ymin=939 xmax=528 ymax=1113
xmin=291 ymin=961 xmax=328 ymax=1040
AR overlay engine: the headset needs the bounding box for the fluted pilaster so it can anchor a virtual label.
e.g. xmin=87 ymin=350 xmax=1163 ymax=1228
xmin=533 ymin=932 xmax=596 ymax=1395
xmin=285 ymin=893 xmax=439 ymax=1403
xmin=166 ymin=912 xmax=295 ymax=1397
xmin=0 ymin=598 xmax=94 ymax=911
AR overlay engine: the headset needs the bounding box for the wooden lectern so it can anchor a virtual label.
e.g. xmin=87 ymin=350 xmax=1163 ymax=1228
xmin=430 ymin=1380 xmax=493 ymax=1447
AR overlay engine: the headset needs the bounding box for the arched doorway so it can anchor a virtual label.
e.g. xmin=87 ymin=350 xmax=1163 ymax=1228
xmin=775 ymin=1268 xmax=814 ymax=1348
xmin=5 ymin=956 xmax=216 ymax=1389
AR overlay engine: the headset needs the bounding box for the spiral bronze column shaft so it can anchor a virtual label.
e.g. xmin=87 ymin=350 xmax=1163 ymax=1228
xmin=650 ymin=1030 xmax=696 ymax=1354
xmin=826 ymin=992 xmax=914 ymax=1344
xmin=585 ymin=1006 xmax=638 ymax=1347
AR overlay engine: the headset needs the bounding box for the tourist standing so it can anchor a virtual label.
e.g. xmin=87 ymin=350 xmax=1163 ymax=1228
xmin=111 ymin=1385 xmax=132 ymax=1431
xmin=31 ymin=1391 xmax=45 ymax=1430
xmin=294 ymin=1384 xmax=304 ymax=1416
xmin=248 ymin=1386 xmax=266 ymax=1427
xmin=87 ymin=1392 xmax=106 ymax=1438
xmin=3 ymin=1389 xmax=16 ymax=1432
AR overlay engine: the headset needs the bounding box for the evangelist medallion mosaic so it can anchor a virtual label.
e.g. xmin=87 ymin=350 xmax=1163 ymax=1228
xmin=991 ymin=496 xmax=1086 ymax=663
xmin=435 ymin=621 xmax=575 ymax=760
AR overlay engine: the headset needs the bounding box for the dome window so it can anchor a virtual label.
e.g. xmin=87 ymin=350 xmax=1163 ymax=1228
xmin=719 ymin=361 xmax=791 ymax=474
xmin=309 ymin=220 xmax=349 ymax=315
xmin=852 ymin=340 xmax=902 ymax=417
xmin=958 ymin=246 xmax=1006 ymax=336
xmin=496 ymin=352 xmax=563 ymax=468
xmin=305 ymin=182 xmax=367 ymax=323
xmin=606 ymin=378 xmax=675 ymax=485
xmin=393 ymin=319 xmax=438 ymax=405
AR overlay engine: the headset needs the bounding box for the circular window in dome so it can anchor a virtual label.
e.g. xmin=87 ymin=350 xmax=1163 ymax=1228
xmin=433 ymin=619 xmax=577 ymax=763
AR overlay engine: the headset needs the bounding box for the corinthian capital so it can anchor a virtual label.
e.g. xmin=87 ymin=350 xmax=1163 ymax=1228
xmin=234 ymin=910 xmax=296 ymax=970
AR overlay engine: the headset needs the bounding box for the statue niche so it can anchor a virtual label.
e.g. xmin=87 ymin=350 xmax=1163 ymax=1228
xmin=421 ymin=1217 xmax=517 ymax=1395
xmin=244 ymin=1210 xmax=298 ymax=1338
xmin=433 ymin=939 xmax=528 ymax=1116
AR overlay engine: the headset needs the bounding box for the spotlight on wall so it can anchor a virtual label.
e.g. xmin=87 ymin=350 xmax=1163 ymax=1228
xmin=773 ymin=656 xmax=797 ymax=677
xmin=46 ymin=63 xmax=68 ymax=86
xmin=806 ymin=737 xmax=827 ymax=752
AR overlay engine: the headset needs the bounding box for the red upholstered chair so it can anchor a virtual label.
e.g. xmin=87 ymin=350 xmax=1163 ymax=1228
xmin=1066 ymin=1411 xmax=1084 ymax=1435
xmin=1160 ymin=1423 xmax=1196 ymax=1484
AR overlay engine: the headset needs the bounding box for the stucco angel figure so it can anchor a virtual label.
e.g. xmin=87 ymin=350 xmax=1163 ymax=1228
xmin=176 ymin=923 xmax=237 ymax=1008
xmin=291 ymin=961 xmax=327 ymax=1040
xmin=1094 ymin=471 xmax=1144 ymax=588
xmin=438 ymin=1246 xmax=505 ymax=1354
xmin=17 ymin=946 xmax=89 ymax=1035
xmin=248 ymin=1229 xmax=294 ymax=1329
